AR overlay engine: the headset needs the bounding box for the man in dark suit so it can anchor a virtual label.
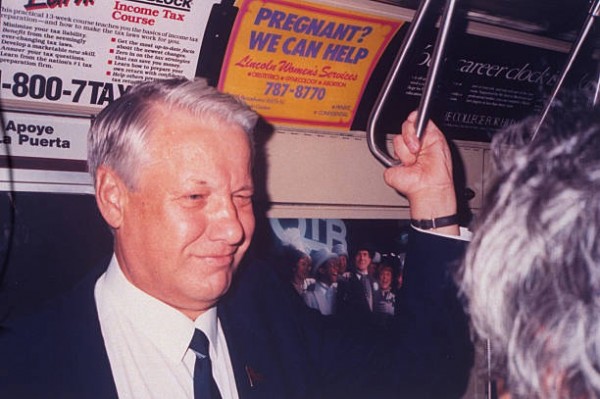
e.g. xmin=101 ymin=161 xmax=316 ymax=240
xmin=0 ymin=79 xmax=472 ymax=398
xmin=337 ymin=243 xmax=377 ymax=323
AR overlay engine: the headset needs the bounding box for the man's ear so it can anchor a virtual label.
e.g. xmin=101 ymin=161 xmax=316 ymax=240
xmin=95 ymin=166 xmax=128 ymax=229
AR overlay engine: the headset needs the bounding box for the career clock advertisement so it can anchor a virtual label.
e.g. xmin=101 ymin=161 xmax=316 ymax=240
xmin=219 ymin=0 xmax=403 ymax=130
xmin=0 ymin=0 xmax=217 ymax=110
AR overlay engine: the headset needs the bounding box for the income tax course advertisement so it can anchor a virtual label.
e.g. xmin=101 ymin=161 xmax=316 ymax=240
xmin=1 ymin=112 xmax=89 ymax=172
xmin=219 ymin=0 xmax=403 ymax=130
xmin=0 ymin=0 xmax=217 ymax=111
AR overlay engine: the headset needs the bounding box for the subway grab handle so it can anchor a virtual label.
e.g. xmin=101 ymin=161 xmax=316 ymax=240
xmin=532 ymin=0 xmax=600 ymax=140
xmin=367 ymin=0 xmax=459 ymax=167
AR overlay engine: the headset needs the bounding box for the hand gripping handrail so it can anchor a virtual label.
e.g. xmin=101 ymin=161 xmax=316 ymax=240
xmin=367 ymin=0 xmax=459 ymax=167
xmin=532 ymin=0 xmax=600 ymax=141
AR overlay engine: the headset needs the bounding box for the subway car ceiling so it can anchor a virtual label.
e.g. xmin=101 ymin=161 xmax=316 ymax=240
xmin=385 ymin=0 xmax=592 ymax=40
xmin=1 ymin=0 xmax=598 ymax=218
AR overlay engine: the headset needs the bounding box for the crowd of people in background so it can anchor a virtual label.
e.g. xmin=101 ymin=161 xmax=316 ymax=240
xmin=277 ymin=238 xmax=406 ymax=327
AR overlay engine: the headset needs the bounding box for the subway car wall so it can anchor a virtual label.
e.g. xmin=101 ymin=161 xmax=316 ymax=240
xmin=0 ymin=4 xmax=597 ymax=398
xmin=1 ymin=0 xmax=594 ymax=319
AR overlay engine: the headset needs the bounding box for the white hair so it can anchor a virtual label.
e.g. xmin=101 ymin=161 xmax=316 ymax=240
xmin=88 ymin=77 xmax=258 ymax=189
xmin=457 ymin=98 xmax=600 ymax=398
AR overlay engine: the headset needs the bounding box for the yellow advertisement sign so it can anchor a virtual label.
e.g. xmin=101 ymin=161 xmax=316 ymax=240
xmin=219 ymin=0 xmax=403 ymax=130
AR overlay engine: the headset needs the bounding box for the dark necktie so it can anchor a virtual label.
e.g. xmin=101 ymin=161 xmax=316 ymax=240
xmin=361 ymin=275 xmax=373 ymax=311
xmin=189 ymin=329 xmax=222 ymax=399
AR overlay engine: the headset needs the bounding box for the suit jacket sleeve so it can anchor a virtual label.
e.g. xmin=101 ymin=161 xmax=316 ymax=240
xmin=388 ymin=227 xmax=473 ymax=398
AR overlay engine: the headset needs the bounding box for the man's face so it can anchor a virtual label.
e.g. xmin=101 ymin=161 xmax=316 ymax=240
xmin=295 ymin=256 xmax=310 ymax=280
xmin=110 ymin=109 xmax=255 ymax=319
xmin=354 ymin=250 xmax=371 ymax=273
xmin=319 ymin=259 xmax=339 ymax=286
xmin=378 ymin=268 xmax=393 ymax=290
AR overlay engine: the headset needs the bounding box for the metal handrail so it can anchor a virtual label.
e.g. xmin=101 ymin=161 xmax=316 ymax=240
xmin=367 ymin=0 xmax=459 ymax=167
xmin=532 ymin=0 xmax=600 ymax=140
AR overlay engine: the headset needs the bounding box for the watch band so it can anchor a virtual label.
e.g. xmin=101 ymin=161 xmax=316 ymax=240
xmin=410 ymin=214 xmax=459 ymax=230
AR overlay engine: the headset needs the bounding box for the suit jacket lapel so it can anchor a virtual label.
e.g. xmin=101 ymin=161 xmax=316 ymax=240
xmin=61 ymin=264 xmax=119 ymax=399
xmin=218 ymin=294 xmax=286 ymax=399
xmin=0 ymin=263 xmax=118 ymax=399
xmin=216 ymin=257 xmax=316 ymax=399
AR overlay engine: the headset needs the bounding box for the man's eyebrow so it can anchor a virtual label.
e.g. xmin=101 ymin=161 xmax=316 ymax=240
xmin=188 ymin=179 xmax=208 ymax=185
xmin=235 ymin=184 xmax=255 ymax=192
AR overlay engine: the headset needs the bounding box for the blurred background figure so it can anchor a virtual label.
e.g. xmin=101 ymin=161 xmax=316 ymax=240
xmin=303 ymin=248 xmax=340 ymax=315
xmin=277 ymin=228 xmax=313 ymax=295
xmin=395 ymin=260 xmax=405 ymax=292
xmin=337 ymin=244 xmax=377 ymax=323
xmin=369 ymin=251 xmax=381 ymax=279
xmin=279 ymin=245 xmax=313 ymax=296
xmin=332 ymin=243 xmax=350 ymax=280
xmin=373 ymin=263 xmax=396 ymax=327
xmin=457 ymin=99 xmax=600 ymax=399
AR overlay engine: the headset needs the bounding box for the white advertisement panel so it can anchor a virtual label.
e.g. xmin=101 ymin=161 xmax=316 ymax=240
xmin=2 ymin=111 xmax=89 ymax=161
xmin=1 ymin=0 xmax=217 ymax=110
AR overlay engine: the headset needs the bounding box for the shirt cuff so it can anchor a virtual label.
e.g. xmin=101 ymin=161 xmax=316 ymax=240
xmin=411 ymin=225 xmax=472 ymax=242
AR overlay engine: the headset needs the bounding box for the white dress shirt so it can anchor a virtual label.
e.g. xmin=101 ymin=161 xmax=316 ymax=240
xmin=95 ymin=255 xmax=239 ymax=399
xmin=303 ymin=281 xmax=337 ymax=315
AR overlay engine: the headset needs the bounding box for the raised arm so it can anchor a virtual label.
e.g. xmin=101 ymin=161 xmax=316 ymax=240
xmin=381 ymin=112 xmax=472 ymax=397
xmin=383 ymin=110 xmax=459 ymax=236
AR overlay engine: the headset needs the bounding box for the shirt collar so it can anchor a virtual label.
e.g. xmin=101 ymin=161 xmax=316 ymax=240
xmin=103 ymin=255 xmax=219 ymax=363
xmin=316 ymin=281 xmax=335 ymax=291
xmin=356 ymin=271 xmax=368 ymax=279
xmin=193 ymin=306 xmax=219 ymax=353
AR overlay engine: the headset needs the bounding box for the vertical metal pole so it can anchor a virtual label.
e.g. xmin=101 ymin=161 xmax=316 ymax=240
xmin=367 ymin=0 xmax=459 ymax=167
xmin=367 ymin=0 xmax=436 ymax=167
xmin=593 ymin=62 xmax=600 ymax=106
xmin=415 ymin=0 xmax=458 ymax=139
xmin=486 ymin=339 xmax=492 ymax=399
xmin=532 ymin=0 xmax=600 ymax=141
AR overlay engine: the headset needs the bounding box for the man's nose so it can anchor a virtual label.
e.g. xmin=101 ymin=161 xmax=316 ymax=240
xmin=208 ymin=198 xmax=245 ymax=245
